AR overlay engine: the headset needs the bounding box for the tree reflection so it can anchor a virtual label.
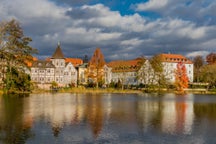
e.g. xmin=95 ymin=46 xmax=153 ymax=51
xmin=0 ymin=94 xmax=34 ymax=144
xmin=85 ymin=93 xmax=104 ymax=138
xmin=194 ymin=103 xmax=216 ymax=120
xmin=52 ymin=124 xmax=62 ymax=137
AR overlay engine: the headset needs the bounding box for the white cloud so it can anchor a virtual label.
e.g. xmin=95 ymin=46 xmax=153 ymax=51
xmin=121 ymin=38 xmax=143 ymax=47
xmin=186 ymin=51 xmax=209 ymax=58
xmin=135 ymin=0 xmax=169 ymax=11
xmin=0 ymin=0 xmax=69 ymax=22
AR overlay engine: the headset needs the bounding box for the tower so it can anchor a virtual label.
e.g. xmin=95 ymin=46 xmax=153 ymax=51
xmin=50 ymin=43 xmax=65 ymax=85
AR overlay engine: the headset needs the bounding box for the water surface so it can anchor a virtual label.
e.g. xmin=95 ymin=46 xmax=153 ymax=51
xmin=0 ymin=93 xmax=216 ymax=144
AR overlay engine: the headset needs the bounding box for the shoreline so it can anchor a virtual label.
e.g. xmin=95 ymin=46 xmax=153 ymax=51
xmin=1 ymin=88 xmax=216 ymax=95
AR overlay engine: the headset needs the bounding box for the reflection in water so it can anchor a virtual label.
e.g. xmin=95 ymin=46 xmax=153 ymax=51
xmin=1 ymin=93 xmax=216 ymax=143
xmin=0 ymin=94 xmax=33 ymax=144
xmin=161 ymin=94 xmax=194 ymax=134
xmin=86 ymin=94 xmax=103 ymax=138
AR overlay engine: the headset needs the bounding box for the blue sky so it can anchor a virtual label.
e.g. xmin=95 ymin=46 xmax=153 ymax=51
xmin=1 ymin=0 xmax=216 ymax=61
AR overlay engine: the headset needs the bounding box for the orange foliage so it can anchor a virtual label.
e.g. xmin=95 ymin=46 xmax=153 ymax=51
xmin=86 ymin=48 xmax=106 ymax=85
xmin=175 ymin=62 xmax=189 ymax=92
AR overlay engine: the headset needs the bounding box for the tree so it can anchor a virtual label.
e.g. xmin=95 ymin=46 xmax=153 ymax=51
xmin=137 ymin=56 xmax=154 ymax=89
xmin=199 ymin=64 xmax=216 ymax=89
xmin=0 ymin=19 xmax=37 ymax=93
xmin=206 ymin=53 xmax=216 ymax=65
xmin=83 ymin=55 xmax=89 ymax=63
xmin=174 ymin=62 xmax=189 ymax=93
xmin=193 ymin=55 xmax=204 ymax=82
xmin=86 ymin=48 xmax=105 ymax=88
xmin=150 ymin=54 xmax=168 ymax=89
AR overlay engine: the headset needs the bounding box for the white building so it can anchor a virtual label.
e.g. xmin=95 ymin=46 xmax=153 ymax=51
xmin=105 ymin=58 xmax=156 ymax=86
xmin=30 ymin=43 xmax=79 ymax=88
xmin=159 ymin=54 xmax=194 ymax=83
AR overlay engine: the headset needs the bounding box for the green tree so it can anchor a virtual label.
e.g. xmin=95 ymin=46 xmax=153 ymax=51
xmin=199 ymin=64 xmax=216 ymax=89
xmin=0 ymin=19 xmax=37 ymax=93
xmin=150 ymin=55 xmax=168 ymax=89
xmin=193 ymin=55 xmax=204 ymax=82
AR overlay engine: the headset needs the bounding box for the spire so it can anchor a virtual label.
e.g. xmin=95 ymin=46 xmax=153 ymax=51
xmin=51 ymin=42 xmax=64 ymax=59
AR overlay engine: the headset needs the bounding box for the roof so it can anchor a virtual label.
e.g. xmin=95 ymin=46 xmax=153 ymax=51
xmin=65 ymin=58 xmax=83 ymax=67
xmin=159 ymin=54 xmax=193 ymax=64
xmin=32 ymin=60 xmax=55 ymax=68
xmin=107 ymin=58 xmax=144 ymax=72
xmin=51 ymin=43 xmax=64 ymax=59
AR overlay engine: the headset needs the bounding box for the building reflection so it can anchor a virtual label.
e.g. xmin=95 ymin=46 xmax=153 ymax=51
xmin=161 ymin=94 xmax=194 ymax=134
xmin=135 ymin=96 xmax=162 ymax=133
xmin=3 ymin=93 xmax=216 ymax=142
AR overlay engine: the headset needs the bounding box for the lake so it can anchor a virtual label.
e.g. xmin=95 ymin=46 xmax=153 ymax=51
xmin=0 ymin=93 xmax=216 ymax=144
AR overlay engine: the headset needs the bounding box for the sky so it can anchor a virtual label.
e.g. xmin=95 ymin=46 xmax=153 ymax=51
xmin=1 ymin=0 xmax=216 ymax=61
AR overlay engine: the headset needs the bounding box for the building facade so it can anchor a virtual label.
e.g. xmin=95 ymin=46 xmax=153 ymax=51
xmin=105 ymin=58 xmax=151 ymax=86
xmin=30 ymin=44 xmax=81 ymax=88
xmin=159 ymin=54 xmax=194 ymax=83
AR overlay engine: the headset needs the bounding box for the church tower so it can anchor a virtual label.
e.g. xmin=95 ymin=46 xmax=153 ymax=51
xmin=50 ymin=42 xmax=65 ymax=85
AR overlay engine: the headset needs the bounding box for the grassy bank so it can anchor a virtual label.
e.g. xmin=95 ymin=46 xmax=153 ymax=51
xmin=2 ymin=87 xmax=216 ymax=95
xmin=58 ymin=87 xmax=143 ymax=94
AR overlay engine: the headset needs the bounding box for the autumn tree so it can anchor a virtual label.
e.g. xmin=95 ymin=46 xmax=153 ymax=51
xmin=174 ymin=62 xmax=189 ymax=93
xmin=86 ymin=48 xmax=105 ymax=88
xmin=0 ymin=19 xmax=37 ymax=93
xmin=206 ymin=53 xmax=216 ymax=65
xmin=193 ymin=55 xmax=204 ymax=82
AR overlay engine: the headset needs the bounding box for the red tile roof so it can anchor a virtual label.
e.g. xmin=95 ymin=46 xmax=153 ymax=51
xmin=159 ymin=54 xmax=193 ymax=64
xmin=65 ymin=58 xmax=83 ymax=67
xmin=107 ymin=58 xmax=143 ymax=72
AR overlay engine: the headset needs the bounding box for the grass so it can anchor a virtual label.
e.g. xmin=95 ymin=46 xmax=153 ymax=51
xmin=2 ymin=87 xmax=216 ymax=95
xmin=58 ymin=87 xmax=143 ymax=94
